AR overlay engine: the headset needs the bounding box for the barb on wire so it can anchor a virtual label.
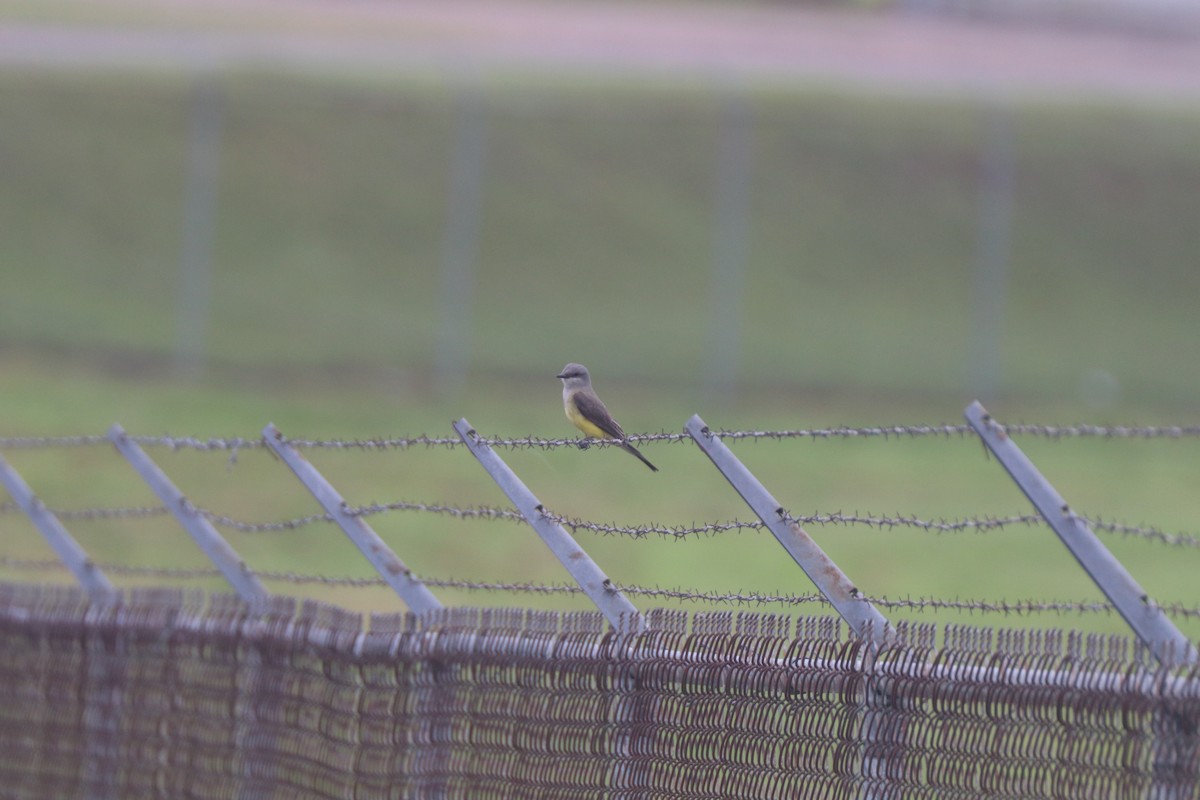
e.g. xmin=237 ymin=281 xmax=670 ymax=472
xmin=548 ymin=511 xmax=1049 ymax=541
xmin=713 ymin=425 xmax=971 ymax=442
xmin=275 ymin=434 xmax=464 ymax=450
xmin=1081 ymin=517 xmax=1200 ymax=549
xmin=197 ymin=509 xmax=333 ymax=533
xmin=202 ymin=501 xmax=528 ymax=533
xmin=8 ymin=435 xmax=266 ymax=451
xmin=0 ymin=556 xmax=223 ymax=580
xmin=3 ymin=498 xmax=1199 ymax=550
xmin=4 ymin=420 xmax=1200 ymax=453
xmin=4 ymin=556 xmax=1200 ymax=620
xmin=477 ymin=431 xmax=689 ymax=450
xmin=403 ymin=422 xmax=1200 ymax=447
xmin=343 ymin=500 xmax=526 ymax=524
xmin=0 ymin=500 xmax=326 ymax=533
xmin=545 ymin=512 xmax=764 ymax=539
xmin=549 ymin=508 xmax=1200 ymax=550
xmin=1000 ymin=423 xmax=1200 ymax=440
xmin=780 ymin=511 xmax=1045 ymax=535
xmin=9 ymin=554 xmax=1200 ymax=623
xmin=0 ymin=435 xmax=112 ymax=448
xmin=866 ymin=596 xmax=1117 ymax=616
xmin=0 ymin=433 xmax=463 ymax=451
xmin=0 ymin=499 xmax=527 ymax=533
xmin=0 ymin=501 xmax=170 ymax=522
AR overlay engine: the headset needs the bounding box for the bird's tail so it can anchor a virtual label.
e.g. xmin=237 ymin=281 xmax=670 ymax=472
xmin=621 ymin=441 xmax=658 ymax=472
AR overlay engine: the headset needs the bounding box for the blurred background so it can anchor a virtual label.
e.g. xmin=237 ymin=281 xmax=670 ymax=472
xmin=3 ymin=0 xmax=1200 ymax=637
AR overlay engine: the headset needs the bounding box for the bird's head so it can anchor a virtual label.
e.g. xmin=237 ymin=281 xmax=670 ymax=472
xmin=556 ymin=362 xmax=591 ymax=389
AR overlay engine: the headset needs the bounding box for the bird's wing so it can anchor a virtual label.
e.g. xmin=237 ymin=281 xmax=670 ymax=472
xmin=572 ymin=391 xmax=626 ymax=439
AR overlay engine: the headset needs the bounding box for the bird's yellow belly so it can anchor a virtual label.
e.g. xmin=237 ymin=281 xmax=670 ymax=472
xmin=566 ymin=399 xmax=608 ymax=439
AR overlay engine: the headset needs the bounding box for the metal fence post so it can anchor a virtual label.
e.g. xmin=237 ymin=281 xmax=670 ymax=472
xmin=965 ymin=401 xmax=1197 ymax=668
xmin=0 ymin=454 xmax=116 ymax=601
xmin=261 ymin=424 xmax=443 ymax=614
xmin=685 ymin=414 xmax=900 ymax=799
xmin=452 ymin=418 xmax=643 ymax=632
xmin=685 ymin=414 xmax=894 ymax=646
xmin=108 ymin=424 xmax=268 ymax=605
xmin=967 ymin=102 xmax=1015 ymax=404
xmin=707 ymin=86 xmax=754 ymax=404
xmin=434 ymin=83 xmax=488 ymax=395
xmin=174 ymin=72 xmax=224 ymax=377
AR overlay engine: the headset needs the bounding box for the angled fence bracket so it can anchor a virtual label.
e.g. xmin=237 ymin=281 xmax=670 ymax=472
xmin=0 ymin=453 xmax=117 ymax=602
xmin=965 ymin=401 xmax=1197 ymax=667
xmin=108 ymin=423 xmax=269 ymax=605
xmin=453 ymin=418 xmax=644 ymax=632
xmin=262 ymin=424 xmax=442 ymax=614
xmin=685 ymin=414 xmax=894 ymax=646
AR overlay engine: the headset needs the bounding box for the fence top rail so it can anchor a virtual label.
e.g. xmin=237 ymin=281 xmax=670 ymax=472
xmin=3 ymin=420 xmax=1200 ymax=451
xmin=0 ymin=583 xmax=1196 ymax=697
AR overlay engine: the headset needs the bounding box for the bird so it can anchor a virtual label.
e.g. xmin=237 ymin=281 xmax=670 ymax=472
xmin=556 ymin=362 xmax=658 ymax=472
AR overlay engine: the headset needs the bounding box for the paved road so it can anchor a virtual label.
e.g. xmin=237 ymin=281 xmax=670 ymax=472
xmin=3 ymin=0 xmax=1200 ymax=100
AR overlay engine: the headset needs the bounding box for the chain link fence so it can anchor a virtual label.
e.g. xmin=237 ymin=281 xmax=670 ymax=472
xmin=0 ymin=583 xmax=1196 ymax=799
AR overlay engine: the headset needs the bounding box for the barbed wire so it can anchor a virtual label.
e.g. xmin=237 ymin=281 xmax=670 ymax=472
xmin=344 ymin=500 xmax=526 ymax=524
xmin=545 ymin=511 xmax=1046 ymax=540
xmin=3 ymin=420 xmax=1200 ymax=452
xmin=1081 ymin=517 xmax=1200 ymax=549
xmin=485 ymin=421 xmax=1200 ymax=444
xmin=0 ymin=499 xmax=528 ymax=533
xmin=5 ymin=421 xmax=1196 ymax=628
xmin=3 ymin=555 xmax=1198 ymax=620
xmin=192 ymin=501 xmax=526 ymax=533
xmin=3 ymin=498 xmax=1198 ymax=549
xmin=0 ymin=434 xmax=266 ymax=451
xmin=21 ymin=504 xmax=171 ymax=522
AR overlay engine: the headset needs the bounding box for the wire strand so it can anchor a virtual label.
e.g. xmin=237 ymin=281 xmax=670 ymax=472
xmin=4 ymin=420 xmax=1200 ymax=451
xmin=4 ymin=556 xmax=1197 ymax=620
xmin=4 ymin=499 xmax=1196 ymax=549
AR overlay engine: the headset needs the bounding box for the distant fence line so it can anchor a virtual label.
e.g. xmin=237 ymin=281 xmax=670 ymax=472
xmin=9 ymin=50 xmax=1200 ymax=411
xmin=123 ymin=73 xmax=1200 ymax=399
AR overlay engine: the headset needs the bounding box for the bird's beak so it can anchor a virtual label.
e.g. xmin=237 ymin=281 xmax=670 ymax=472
xmin=556 ymin=372 xmax=566 ymax=379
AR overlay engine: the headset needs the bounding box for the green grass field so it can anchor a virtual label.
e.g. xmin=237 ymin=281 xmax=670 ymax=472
xmin=2 ymin=66 xmax=1199 ymax=641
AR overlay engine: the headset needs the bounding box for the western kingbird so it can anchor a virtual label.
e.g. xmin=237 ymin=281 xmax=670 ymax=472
xmin=557 ymin=362 xmax=658 ymax=472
